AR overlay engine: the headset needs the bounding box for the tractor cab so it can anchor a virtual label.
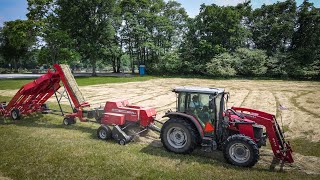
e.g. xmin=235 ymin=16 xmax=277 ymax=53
xmin=173 ymin=86 xmax=225 ymax=132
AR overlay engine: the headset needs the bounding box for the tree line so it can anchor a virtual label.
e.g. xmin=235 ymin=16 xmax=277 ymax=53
xmin=0 ymin=0 xmax=319 ymax=79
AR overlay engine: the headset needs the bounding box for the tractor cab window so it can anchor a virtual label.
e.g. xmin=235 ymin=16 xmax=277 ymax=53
xmin=177 ymin=93 xmax=186 ymax=112
xmin=215 ymin=93 xmax=224 ymax=121
xmin=186 ymin=93 xmax=214 ymax=127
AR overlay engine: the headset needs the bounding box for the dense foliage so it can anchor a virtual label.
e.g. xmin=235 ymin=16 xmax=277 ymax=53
xmin=0 ymin=0 xmax=319 ymax=79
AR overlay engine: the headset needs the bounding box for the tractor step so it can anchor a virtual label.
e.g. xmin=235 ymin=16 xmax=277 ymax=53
xmin=201 ymin=137 xmax=217 ymax=152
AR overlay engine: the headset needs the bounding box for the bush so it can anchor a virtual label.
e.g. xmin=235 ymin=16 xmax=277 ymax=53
xmin=206 ymin=53 xmax=237 ymax=77
xmin=0 ymin=67 xmax=10 ymax=74
xmin=266 ymin=52 xmax=289 ymax=77
xmin=147 ymin=52 xmax=182 ymax=75
xmin=234 ymin=48 xmax=267 ymax=76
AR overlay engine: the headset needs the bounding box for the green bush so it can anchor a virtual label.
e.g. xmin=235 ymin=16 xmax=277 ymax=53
xmin=147 ymin=52 xmax=182 ymax=75
xmin=234 ymin=48 xmax=267 ymax=76
xmin=206 ymin=53 xmax=237 ymax=77
xmin=266 ymin=52 xmax=289 ymax=77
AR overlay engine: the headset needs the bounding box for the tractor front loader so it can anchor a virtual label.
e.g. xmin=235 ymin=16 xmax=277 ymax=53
xmin=160 ymin=87 xmax=293 ymax=167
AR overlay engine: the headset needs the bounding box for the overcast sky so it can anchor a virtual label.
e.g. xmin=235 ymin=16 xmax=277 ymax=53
xmin=1 ymin=0 xmax=320 ymax=26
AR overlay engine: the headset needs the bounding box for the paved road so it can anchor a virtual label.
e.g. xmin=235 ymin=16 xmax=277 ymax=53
xmin=0 ymin=74 xmax=42 ymax=79
xmin=0 ymin=73 xmax=135 ymax=79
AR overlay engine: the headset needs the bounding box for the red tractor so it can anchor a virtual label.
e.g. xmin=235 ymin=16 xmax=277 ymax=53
xmin=160 ymin=87 xmax=293 ymax=167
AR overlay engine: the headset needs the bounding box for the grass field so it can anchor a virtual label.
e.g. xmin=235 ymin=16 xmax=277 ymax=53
xmin=0 ymin=77 xmax=320 ymax=179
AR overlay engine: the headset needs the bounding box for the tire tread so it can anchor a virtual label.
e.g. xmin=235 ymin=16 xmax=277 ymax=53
xmin=160 ymin=118 xmax=199 ymax=154
xmin=223 ymin=134 xmax=259 ymax=167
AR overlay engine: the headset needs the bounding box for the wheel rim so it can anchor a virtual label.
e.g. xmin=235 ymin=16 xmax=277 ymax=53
xmin=12 ymin=111 xmax=17 ymax=119
xmin=99 ymin=129 xmax=107 ymax=139
xmin=63 ymin=119 xmax=69 ymax=125
xmin=166 ymin=127 xmax=188 ymax=149
xmin=229 ymin=143 xmax=250 ymax=164
xmin=119 ymin=140 xmax=125 ymax=145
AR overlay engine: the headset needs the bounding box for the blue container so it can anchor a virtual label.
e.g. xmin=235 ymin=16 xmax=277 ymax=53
xmin=139 ymin=65 xmax=145 ymax=76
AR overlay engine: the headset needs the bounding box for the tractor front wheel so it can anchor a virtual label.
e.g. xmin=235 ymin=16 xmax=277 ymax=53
xmin=223 ymin=134 xmax=259 ymax=167
xmin=161 ymin=118 xmax=198 ymax=154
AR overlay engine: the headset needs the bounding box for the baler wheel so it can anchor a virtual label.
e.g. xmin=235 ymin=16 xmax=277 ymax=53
xmin=11 ymin=108 xmax=20 ymax=120
xmin=118 ymin=139 xmax=126 ymax=145
xmin=97 ymin=125 xmax=112 ymax=140
xmin=223 ymin=134 xmax=259 ymax=167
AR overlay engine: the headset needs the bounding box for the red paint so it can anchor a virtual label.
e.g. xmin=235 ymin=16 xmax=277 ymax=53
xmin=102 ymin=99 xmax=156 ymax=127
xmin=227 ymin=107 xmax=294 ymax=163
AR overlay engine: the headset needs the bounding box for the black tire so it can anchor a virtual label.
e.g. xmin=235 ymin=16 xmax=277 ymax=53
xmin=63 ymin=117 xmax=75 ymax=125
xmin=41 ymin=104 xmax=49 ymax=110
xmin=160 ymin=118 xmax=199 ymax=154
xmin=11 ymin=108 xmax=20 ymax=120
xmin=41 ymin=104 xmax=49 ymax=114
xmin=223 ymin=134 xmax=259 ymax=167
xmin=97 ymin=125 xmax=112 ymax=140
xmin=118 ymin=139 xmax=126 ymax=145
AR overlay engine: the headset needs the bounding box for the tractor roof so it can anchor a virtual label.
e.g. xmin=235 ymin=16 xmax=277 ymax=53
xmin=173 ymin=86 xmax=225 ymax=94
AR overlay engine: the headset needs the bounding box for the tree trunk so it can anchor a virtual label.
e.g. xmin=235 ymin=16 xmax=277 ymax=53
xmin=13 ymin=58 xmax=18 ymax=72
xmin=112 ymin=55 xmax=116 ymax=73
xmin=129 ymin=39 xmax=134 ymax=74
xmin=116 ymin=56 xmax=121 ymax=73
xmin=92 ymin=59 xmax=97 ymax=76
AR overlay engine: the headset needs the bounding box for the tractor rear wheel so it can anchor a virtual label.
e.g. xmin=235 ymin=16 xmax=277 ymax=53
xmin=223 ymin=134 xmax=259 ymax=167
xmin=11 ymin=108 xmax=20 ymax=120
xmin=97 ymin=125 xmax=112 ymax=140
xmin=161 ymin=118 xmax=198 ymax=154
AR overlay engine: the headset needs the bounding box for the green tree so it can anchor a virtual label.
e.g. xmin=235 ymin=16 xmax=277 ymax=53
xmin=56 ymin=0 xmax=116 ymax=76
xmin=27 ymin=0 xmax=77 ymax=65
xmin=0 ymin=20 xmax=36 ymax=71
xmin=291 ymin=0 xmax=320 ymax=65
xmin=180 ymin=3 xmax=248 ymax=74
xmin=250 ymin=0 xmax=296 ymax=56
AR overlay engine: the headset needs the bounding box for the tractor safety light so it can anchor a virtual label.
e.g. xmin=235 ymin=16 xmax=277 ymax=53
xmin=204 ymin=122 xmax=215 ymax=133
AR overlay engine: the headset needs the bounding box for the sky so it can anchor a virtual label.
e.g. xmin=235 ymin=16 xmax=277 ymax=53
xmin=0 ymin=0 xmax=320 ymax=26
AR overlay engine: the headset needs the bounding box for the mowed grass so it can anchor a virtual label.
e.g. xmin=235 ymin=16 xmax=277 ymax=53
xmin=289 ymin=138 xmax=320 ymax=157
xmin=0 ymin=96 xmax=319 ymax=179
xmin=0 ymin=76 xmax=156 ymax=90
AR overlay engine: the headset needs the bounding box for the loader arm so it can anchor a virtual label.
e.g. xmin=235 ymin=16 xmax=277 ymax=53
xmin=231 ymin=107 xmax=294 ymax=163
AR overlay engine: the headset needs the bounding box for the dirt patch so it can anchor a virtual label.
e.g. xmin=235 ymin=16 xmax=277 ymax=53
xmin=0 ymin=171 xmax=12 ymax=180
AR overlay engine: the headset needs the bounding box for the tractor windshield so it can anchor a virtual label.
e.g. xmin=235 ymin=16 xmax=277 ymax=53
xmin=214 ymin=93 xmax=223 ymax=121
xmin=180 ymin=93 xmax=214 ymax=127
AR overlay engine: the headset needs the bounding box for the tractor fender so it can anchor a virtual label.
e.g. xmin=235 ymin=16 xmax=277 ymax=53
xmin=163 ymin=112 xmax=204 ymax=138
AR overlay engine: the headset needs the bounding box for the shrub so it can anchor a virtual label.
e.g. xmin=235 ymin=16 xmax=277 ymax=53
xmin=206 ymin=53 xmax=237 ymax=77
xmin=234 ymin=48 xmax=267 ymax=76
